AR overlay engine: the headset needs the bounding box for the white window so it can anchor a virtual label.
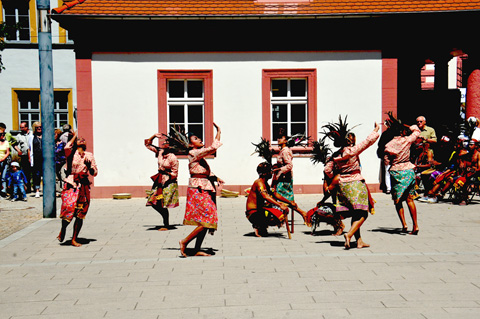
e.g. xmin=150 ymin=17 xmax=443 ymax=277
xmin=3 ymin=1 xmax=30 ymax=41
xmin=167 ymin=79 xmax=205 ymax=141
xmin=270 ymin=78 xmax=308 ymax=142
xmin=16 ymin=90 xmax=70 ymax=129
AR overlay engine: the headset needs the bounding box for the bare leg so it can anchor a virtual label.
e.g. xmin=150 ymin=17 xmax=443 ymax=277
xmin=344 ymin=211 xmax=369 ymax=249
xmin=57 ymin=219 xmax=70 ymax=242
xmin=406 ymin=197 xmax=419 ymax=234
xmin=153 ymin=205 xmax=170 ymax=231
xmin=193 ymin=228 xmax=210 ymax=256
xmin=179 ymin=226 xmax=206 ymax=257
xmin=71 ymin=218 xmax=83 ymax=247
xmin=394 ymin=202 xmax=408 ymax=231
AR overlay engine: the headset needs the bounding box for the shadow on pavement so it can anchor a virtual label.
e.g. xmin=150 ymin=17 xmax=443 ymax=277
xmin=60 ymin=238 xmax=97 ymax=246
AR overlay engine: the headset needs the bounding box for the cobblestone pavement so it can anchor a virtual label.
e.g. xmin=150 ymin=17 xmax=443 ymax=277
xmin=1 ymin=193 xmax=480 ymax=318
xmin=0 ymin=194 xmax=52 ymax=240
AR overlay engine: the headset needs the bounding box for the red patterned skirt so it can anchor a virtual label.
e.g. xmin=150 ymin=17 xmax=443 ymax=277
xmin=183 ymin=187 xmax=218 ymax=230
xmin=60 ymin=184 xmax=90 ymax=222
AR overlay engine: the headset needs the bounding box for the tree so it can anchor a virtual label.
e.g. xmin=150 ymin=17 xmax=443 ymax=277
xmin=0 ymin=21 xmax=20 ymax=72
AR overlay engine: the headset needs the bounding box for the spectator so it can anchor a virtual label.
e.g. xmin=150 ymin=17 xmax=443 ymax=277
xmin=15 ymin=122 xmax=33 ymax=193
xmin=55 ymin=129 xmax=67 ymax=192
xmin=0 ymin=128 xmax=11 ymax=198
xmin=416 ymin=116 xmax=437 ymax=146
xmin=29 ymin=122 xmax=43 ymax=198
xmin=9 ymin=162 xmax=27 ymax=202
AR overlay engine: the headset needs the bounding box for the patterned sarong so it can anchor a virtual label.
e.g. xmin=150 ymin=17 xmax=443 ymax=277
xmin=60 ymin=184 xmax=90 ymax=222
xmin=276 ymin=181 xmax=294 ymax=201
xmin=336 ymin=180 xmax=369 ymax=213
xmin=183 ymin=187 xmax=218 ymax=230
xmin=390 ymin=169 xmax=417 ymax=204
xmin=146 ymin=182 xmax=179 ymax=208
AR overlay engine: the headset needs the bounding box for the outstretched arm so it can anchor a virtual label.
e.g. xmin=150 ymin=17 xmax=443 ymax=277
xmin=214 ymin=122 xmax=221 ymax=141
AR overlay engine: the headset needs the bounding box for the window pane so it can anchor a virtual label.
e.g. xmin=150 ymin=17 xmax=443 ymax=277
xmin=187 ymin=81 xmax=203 ymax=98
xmin=187 ymin=105 xmax=203 ymax=123
xmin=272 ymin=123 xmax=288 ymax=140
xmin=168 ymin=81 xmax=184 ymax=98
xmin=188 ymin=124 xmax=203 ymax=141
xmin=58 ymin=113 xmax=68 ymax=127
xmin=291 ymin=123 xmax=306 ymax=136
xmin=291 ymin=104 xmax=306 ymax=122
xmin=169 ymin=105 xmax=184 ymax=124
xmin=20 ymin=114 xmax=29 ymax=123
xmin=291 ymin=79 xmax=306 ymax=97
xmin=54 ymin=92 xmax=69 ymax=110
xmin=272 ymin=80 xmax=287 ymax=97
xmin=272 ymin=104 xmax=287 ymax=122
xmin=31 ymin=113 xmax=40 ymax=122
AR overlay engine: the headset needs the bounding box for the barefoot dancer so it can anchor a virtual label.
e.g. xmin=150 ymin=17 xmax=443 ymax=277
xmin=383 ymin=112 xmax=420 ymax=234
xmin=144 ymin=133 xmax=179 ymax=230
xmin=272 ymin=128 xmax=309 ymax=223
xmin=323 ymin=116 xmax=380 ymax=249
xmin=246 ymin=162 xmax=306 ymax=237
xmin=57 ymin=133 xmax=98 ymax=247
xmin=180 ymin=123 xmax=222 ymax=257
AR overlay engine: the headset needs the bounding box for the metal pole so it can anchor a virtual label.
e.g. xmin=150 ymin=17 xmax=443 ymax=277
xmin=37 ymin=0 xmax=56 ymax=218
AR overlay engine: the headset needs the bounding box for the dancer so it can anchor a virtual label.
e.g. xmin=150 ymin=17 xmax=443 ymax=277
xmin=180 ymin=123 xmax=222 ymax=257
xmin=383 ymin=113 xmax=420 ymax=234
xmin=308 ymin=137 xmax=344 ymax=235
xmin=145 ymin=132 xmax=179 ymax=230
xmin=57 ymin=132 xmax=98 ymax=247
xmin=323 ymin=116 xmax=380 ymax=249
xmin=272 ymin=128 xmax=309 ymax=223
xmin=246 ymin=162 xmax=306 ymax=237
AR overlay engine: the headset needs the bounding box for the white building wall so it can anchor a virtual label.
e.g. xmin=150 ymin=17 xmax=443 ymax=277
xmin=91 ymin=51 xmax=382 ymax=188
xmin=0 ymin=48 xmax=76 ymax=129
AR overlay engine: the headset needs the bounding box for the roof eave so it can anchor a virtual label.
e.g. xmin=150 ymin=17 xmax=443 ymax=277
xmin=51 ymin=9 xmax=480 ymax=22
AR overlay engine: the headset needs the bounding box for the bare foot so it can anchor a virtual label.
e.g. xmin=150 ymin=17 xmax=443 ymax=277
xmin=179 ymin=240 xmax=187 ymax=257
xmin=195 ymin=251 xmax=211 ymax=257
xmin=344 ymin=234 xmax=351 ymax=250
xmin=356 ymin=238 xmax=370 ymax=249
xmin=333 ymin=222 xmax=345 ymax=236
xmin=57 ymin=231 xmax=65 ymax=242
xmin=71 ymin=240 xmax=82 ymax=247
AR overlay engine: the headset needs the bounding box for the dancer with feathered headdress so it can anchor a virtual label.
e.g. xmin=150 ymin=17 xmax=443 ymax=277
xmin=271 ymin=128 xmax=310 ymax=225
xmin=306 ymin=136 xmax=345 ymax=236
xmin=382 ymin=112 xmax=420 ymax=234
xmin=180 ymin=123 xmax=223 ymax=257
xmin=144 ymin=126 xmax=184 ymax=231
xmin=323 ymin=115 xmax=380 ymax=249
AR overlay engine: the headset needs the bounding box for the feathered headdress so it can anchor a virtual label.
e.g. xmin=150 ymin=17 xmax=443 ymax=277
xmin=161 ymin=125 xmax=190 ymax=154
xmin=287 ymin=133 xmax=309 ymax=147
xmin=251 ymin=137 xmax=273 ymax=164
xmin=310 ymin=136 xmax=332 ymax=165
xmin=322 ymin=115 xmax=360 ymax=148
xmin=383 ymin=111 xmax=406 ymax=135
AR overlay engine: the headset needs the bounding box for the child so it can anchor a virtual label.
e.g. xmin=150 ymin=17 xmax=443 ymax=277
xmin=10 ymin=162 xmax=27 ymax=201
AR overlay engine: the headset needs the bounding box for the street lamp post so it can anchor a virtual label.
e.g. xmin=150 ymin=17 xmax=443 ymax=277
xmin=37 ymin=0 xmax=56 ymax=218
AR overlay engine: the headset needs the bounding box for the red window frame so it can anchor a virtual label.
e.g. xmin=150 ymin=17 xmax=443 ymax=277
xmin=262 ymin=69 xmax=317 ymax=152
xmin=157 ymin=70 xmax=214 ymax=150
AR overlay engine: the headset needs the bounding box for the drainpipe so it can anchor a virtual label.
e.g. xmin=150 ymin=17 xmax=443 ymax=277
xmin=37 ymin=0 xmax=56 ymax=218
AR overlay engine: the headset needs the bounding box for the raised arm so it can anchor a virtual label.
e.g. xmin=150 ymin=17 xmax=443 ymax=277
xmin=341 ymin=122 xmax=380 ymax=159
xmin=144 ymin=133 xmax=162 ymax=154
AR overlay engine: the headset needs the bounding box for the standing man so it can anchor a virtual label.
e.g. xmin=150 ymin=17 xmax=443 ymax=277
xmin=416 ymin=116 xmax=437 ymax=145
xmin=15 ymin=122 xmax=33 ymax=193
